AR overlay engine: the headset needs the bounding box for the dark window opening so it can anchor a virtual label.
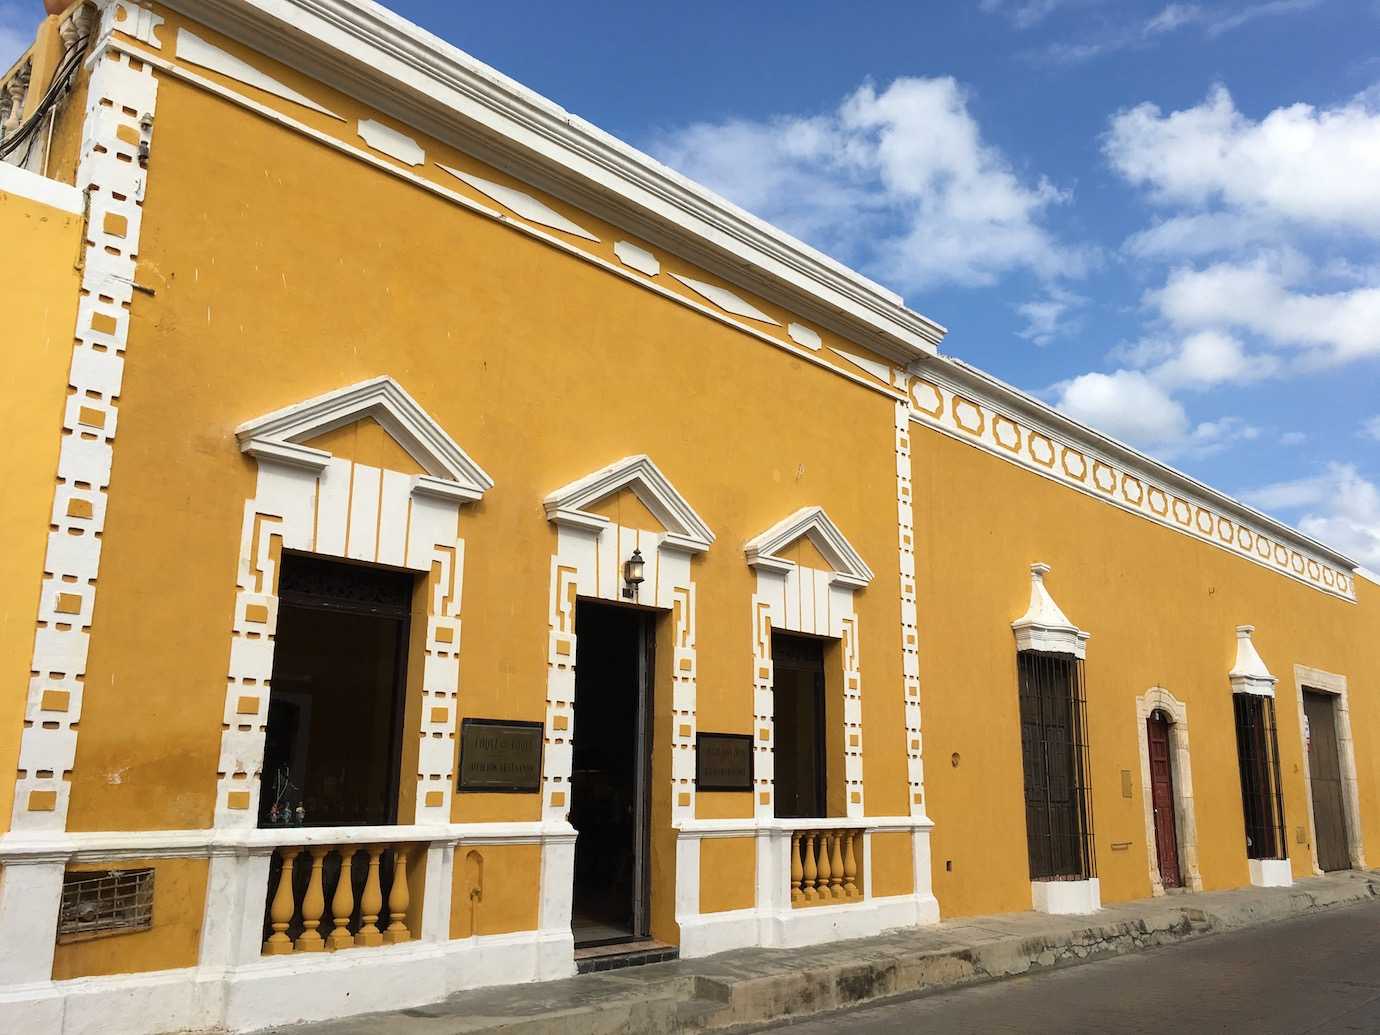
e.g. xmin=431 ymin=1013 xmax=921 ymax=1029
xmin=1017 ymin=651 xmax=1094 ymax=881
xmin=1233 ymin=692 xmax=1287 ymax=860
xmin=772 ymin=631 xmax=827 ymax=820
xmin=259 ymin=553 xmax=415 ymax=828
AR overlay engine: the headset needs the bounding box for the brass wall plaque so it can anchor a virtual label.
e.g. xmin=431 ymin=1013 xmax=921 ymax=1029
xmin=457 ymin=719 xmax=543 ymax=793
xmin=696 ymin=732 xmax=753 ymax=792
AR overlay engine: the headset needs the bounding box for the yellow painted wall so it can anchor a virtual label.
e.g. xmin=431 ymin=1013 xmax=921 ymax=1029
xmin=52 ymin=857 xmax=208 ymax=979
xmin=0 ymin=188 xmax=82 ymax=831
xmin=61 ymin=48 xmax=913 ymax=944
xmin=913 ymin=425 xmax=1380 ymax=918
xmin=868 ymin=830 xmax=914 ymax=899
xmin=699 ymin=837 xmax=756 ymax=914
xmin=449 ymin=843 xmax=542 ymax=938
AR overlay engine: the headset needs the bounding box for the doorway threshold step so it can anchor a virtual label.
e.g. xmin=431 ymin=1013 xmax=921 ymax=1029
xmin=574 ymin=940 xmax=679 ymax=974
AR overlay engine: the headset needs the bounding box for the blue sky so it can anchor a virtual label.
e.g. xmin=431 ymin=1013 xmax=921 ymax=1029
xmin=4 ymin=1 xmax=1377 ymax=566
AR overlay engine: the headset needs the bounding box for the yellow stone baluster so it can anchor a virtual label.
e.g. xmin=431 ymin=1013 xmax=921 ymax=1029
xmin=790 ymin=833 xmax=804 ymax=905
xmin=328 ymin=846 xmax=358 ymax=950
xmin=262 ymin=846 xmax=300 ymax=955
xmin=355 ymin=844 xmax=385 ymax=947
xmin=295 ymin=845 xmax=328 ymax=951
xmin=843 ymin=830 xmax=860 ymax=898
xmin=816 ymin=831 xmax=833 ymax=901
xmin=829 ymin=830 xmax=845 ymax=899
xmin=383 ymin=845 xmax=412 ymax=944
xmin=802 ymin=831 xmax=818 ymax=901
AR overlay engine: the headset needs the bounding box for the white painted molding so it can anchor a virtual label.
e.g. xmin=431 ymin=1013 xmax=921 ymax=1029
xmin=670 ymin=273 xmax=779 ymax=325
xmin=543 ymin=454 xmax=714 ymax=553
xmin=0 ymin=161 xmax=83 ymax=213
xmin=787 ymin=322 xmax=822 ymax=351
xmin=235 ymin=376 xmax=494 ymax=500
xmin=357 ymin=118 xmax=425 ymax=165
xmin=1229 ymin=625 xmax=1277 ymax=697
xmin=175 ymin=28 xmax=343 ymax=119
xmin=439 ymin=166 xmax=598 ymax=241
xmin=1011 ymin=563 xmax=1089 ymax=659
xmin=908 ymin=356 xmax=1356 ymax=601
xmin=830 ymin=347 xmax=891 ymax=384
xmin=613 ymin=239 xmax=659 ymax=276
xmin=745 ymin=506 xmax=874 ymax=589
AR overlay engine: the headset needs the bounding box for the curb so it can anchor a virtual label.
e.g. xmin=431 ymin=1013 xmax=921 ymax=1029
xmin=283 ymin=872 xmax=1380 ymax=1035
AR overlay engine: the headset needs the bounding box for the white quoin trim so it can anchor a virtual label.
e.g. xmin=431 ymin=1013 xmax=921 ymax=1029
xmin=235 ymin=376 xmax=494 ymax=502
xmin=1229 ymin=625 xmax=1277 ymax=697
xmin=1011 ymin=563 xmax=1089 ymax=659
xmin=744 ymin=506 xmax=874 ymax=589
xmin=542 ymin=454 xmax=715 ymax=553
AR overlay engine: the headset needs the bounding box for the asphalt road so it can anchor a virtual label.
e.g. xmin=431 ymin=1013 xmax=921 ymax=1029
xmin=765 ymin=899 xmax=1380 ymax=1034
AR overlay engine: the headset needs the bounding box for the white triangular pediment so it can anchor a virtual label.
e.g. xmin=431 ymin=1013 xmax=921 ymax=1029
xmin=1229 ymin=625 xmax=1277 ymax=696
xmin=1012 ymin=562 xmax=1089 ymax=659
xmin=543 ymin=455 xmax=714 ymax=553
xmin=236 ymin=376 xmax=494 ymax=502
xmin=745 ymin=506 xmax=873 ymax=589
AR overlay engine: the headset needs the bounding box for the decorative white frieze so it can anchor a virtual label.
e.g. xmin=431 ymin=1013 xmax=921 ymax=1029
xmin=908 ymin=369 xmax=1355 ymax=601
xmin=176 ymin=29 xmax=343 ymax=120
xmin=787 ymin=322 xmax=822 ymax=351
xmin=358 ymin=118 xmax=425 ymax=166
xmin=1229 ymin=625 xmax=1277 ymax=697
xmin=895 ymin=400 xmax=925 ymax=817
xmin=830 ymin=347 xmax=891 ymax=384
xmin=10 ymin=25 xmax=159 ymax=832
xmin=439 ymin=166 xmax=599 ymax=241
xmin=1012 ymin=563 xmax=1089 ymax=659
xmin=670 ymin=272 xmax=778 ymax=325
xmin=613 ymin=240 xmax=659 ymax=276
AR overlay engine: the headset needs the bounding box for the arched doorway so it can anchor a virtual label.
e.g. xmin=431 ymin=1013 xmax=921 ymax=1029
xmin=1146 ymin=709 xmax=1182 ymax=889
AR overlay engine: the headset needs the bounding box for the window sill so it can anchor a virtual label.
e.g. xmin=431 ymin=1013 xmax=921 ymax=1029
xmin=1031 ymin=877 xmax=1101 ymax=914
xmin=1248 ymin=858 xmax=1293 ymax=888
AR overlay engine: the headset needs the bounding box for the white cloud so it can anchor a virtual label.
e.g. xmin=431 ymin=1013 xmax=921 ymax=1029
xmin=979 ymin=0 xmax=1086 ymax=28
xmin=650 ymin=77 xmax=1084 ymax=290
xmin=1148 ymin=329 xmax=1280 ymax=388
xmin=1016 ymin=287 xmax=1085 ymax=346
xmin=1054 ymin=370 xmax=1190 ymax=444
xmin=1245 ymin=463 xmax=1380 ymax=568
xmin=1151 ymin=259 xmax=1380 ymax=364
xmin=1362 ymin=416 xmax=1380 ymax=441
xmin=1281 ymin=431 xmax=1308 ymax=446
xmin=0 ymin=3 xmax=32 ymax=71
xmin=1106 ymin=85 xmax=1380 ymax=236
xmin=1122 ymin=211 xmax=1283 ymax=259
xmin=1032 ymin=1 xmax=1319 ymax=63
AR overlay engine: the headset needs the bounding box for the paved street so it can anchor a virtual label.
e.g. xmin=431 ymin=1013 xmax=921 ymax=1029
xmin=767 ymin=899 xmax=1380 ymax=1034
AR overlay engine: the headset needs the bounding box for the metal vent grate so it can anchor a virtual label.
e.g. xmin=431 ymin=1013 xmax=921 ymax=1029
xmin=58 ymin=867 xmax=154 ymax=938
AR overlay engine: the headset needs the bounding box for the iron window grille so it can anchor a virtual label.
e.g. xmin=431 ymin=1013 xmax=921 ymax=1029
xmin=1233 ymin=693 xmax=1287 ymax=860
xmin=1016 ymin=651 xmax=1095 ymax=881
xmin=58 ymin=867 xmax=154 ymax=939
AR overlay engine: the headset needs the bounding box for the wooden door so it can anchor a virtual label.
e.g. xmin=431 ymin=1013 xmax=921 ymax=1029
xmin=1304 ymin=690 xmax=1350 ymax=872
xmin=1146 ymin=710 xmax=1182 ymax=888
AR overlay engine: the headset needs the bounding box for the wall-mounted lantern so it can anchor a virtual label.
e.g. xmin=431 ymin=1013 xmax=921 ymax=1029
xmin=623 ymin=548 xmax=646 ymax=599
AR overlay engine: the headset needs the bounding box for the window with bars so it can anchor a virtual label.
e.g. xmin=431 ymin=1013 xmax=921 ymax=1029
xmin=58 ymin=867 xmax=155 ymax=939
xmin=1233 ymin=693 xmax=1287 ymax=860
xmin=1016 ymin=651 xmax=1095 ymax=881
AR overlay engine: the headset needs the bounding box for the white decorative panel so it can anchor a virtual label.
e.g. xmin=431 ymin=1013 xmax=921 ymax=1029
xmin=614 ymin=240 xmax=660 ymax=276
xmin=358 ymin=118 xmax=425 ymax=166
xmin=670 ymin=273 xmax=779 ymax=325
xmin=176 ymin=29 xmax=343 ymax=120
xmin=439 ymin=166 xmax=600 ymax=241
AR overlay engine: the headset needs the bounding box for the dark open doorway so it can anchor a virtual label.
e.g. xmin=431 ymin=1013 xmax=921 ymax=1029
xmin=772 ymin=631 xmax=826 ymax=820
xmin=570 ymin=599 xmax=653 ymax=948
xmin=259 ymin=552 xmax=414 ymax=828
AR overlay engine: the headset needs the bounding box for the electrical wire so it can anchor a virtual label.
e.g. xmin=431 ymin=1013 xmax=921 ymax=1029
xmin=0 ymin=31 xmax=90 ymax=162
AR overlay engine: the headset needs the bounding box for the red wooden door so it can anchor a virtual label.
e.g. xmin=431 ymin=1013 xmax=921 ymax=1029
xmin=1147 ymin=710 xmax=1182 ymax=888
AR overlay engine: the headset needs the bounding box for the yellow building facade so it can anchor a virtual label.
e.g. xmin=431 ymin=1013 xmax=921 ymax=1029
xmin=0 ymin=2 xmax=1375 ymax=1031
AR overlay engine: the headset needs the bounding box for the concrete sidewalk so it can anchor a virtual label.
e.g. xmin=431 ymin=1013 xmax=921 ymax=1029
xmin=279 ymin=871 xmax=1379 ymax=1035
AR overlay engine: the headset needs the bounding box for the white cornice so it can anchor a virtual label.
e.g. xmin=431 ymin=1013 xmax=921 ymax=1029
xmin=1012 ymin=563 xmax=1089 ymax=660
xmin=745 ymin=506 xmax=874 ymax=589
xmin=158 ymin=0 xmax=946 ymax=364
xmin=911 ymin=354 xmax=1358 ymax=598
xmin=543 ymin=454 xmax=714 ymax=554
xmin=236 ymin=375 xmax=494 ymax=501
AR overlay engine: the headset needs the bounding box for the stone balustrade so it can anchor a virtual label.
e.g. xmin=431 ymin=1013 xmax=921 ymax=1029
xmin=789 ymin=827 xmax=862 ymax=906
xmin=262 ymin=839 xmax=421 ymax=955
xmin=1 ymin=2 xmax=95 ymax=167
